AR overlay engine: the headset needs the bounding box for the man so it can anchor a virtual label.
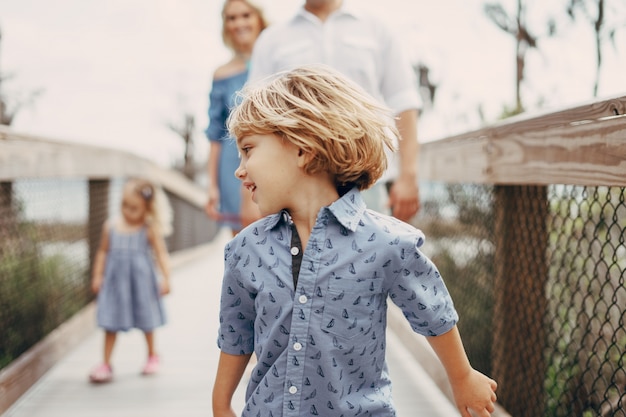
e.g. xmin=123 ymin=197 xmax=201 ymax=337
xmin=248 ymin=0 xmax=421 ymax=221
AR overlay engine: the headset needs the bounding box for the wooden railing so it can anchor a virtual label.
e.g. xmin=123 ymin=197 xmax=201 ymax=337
xmin=392 ymin=94 xmax=626 ymax=416
xmin=419 ymin=96 xmax=626 ymax=186
xmin=0 ymin=126 xmax=218 ymax=413
xmin=1 ymin=94 xmax=625 ymax=416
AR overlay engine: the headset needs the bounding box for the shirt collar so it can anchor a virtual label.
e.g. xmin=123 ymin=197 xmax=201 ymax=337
xmin=263 ymin=187 xmax=366 ymax=233
xmin=294 ymin=1 xmax=361 ymax=24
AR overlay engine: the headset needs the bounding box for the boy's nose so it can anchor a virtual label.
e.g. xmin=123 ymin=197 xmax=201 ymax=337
xmin=234 ymin=163 xmax=245 ymax=180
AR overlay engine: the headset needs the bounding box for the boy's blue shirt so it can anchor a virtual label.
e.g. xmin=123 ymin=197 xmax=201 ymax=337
xmin=218 ymin=188 xmax=458 ymax=417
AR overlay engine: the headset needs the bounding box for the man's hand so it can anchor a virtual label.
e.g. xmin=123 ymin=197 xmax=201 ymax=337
xmin=388 ymin=175 xmax=420 ymax=222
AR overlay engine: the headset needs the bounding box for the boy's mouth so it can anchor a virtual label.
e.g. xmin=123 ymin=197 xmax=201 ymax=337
xmin=243 ymin=182 xmax=256 ymax=193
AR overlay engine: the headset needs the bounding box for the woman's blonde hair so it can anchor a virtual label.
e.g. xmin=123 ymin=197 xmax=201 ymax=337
xmin=228 ymin=65 xmax=397 ymax=191
xmin=126 ymin=178 xmax=173 ymax=237
xmin=221 ymin=0 xmax=269 ymax=51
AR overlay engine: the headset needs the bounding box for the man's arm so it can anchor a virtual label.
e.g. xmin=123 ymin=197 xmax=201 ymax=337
xmin=389 ymin=109 xmax=420 ymax=222
xmin=212 ymin=351 xmax=252 ymax=417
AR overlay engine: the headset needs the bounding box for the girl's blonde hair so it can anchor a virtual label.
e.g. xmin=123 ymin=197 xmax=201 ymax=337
xmin=126 ymin=178 xmax=173 ymax=237
xmin=228 ymin=65 xmax=397 ymax=191
xmin=221 ymin=0 xmax=269 ymax=51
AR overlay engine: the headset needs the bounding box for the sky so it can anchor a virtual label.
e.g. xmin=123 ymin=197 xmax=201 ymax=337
xmin=1 ymin=0 xmax=625 ymax=168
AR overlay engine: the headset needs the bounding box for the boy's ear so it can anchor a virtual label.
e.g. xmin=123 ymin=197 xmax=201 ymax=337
xmin=296 ymin=149 xmax=315 ymax=168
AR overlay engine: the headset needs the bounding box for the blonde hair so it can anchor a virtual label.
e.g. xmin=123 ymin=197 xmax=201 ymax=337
xmin=221 ymin=0 xmax=269 ymax=51
xmin=228 ymin=65 xmax=397 ymax=191
xmin=126 ymin=178 xmax=173 ymax=237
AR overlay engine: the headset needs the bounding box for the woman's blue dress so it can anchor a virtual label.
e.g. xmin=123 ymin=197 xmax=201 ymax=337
xmin=205 ymin=70 xmax=248 ymax=231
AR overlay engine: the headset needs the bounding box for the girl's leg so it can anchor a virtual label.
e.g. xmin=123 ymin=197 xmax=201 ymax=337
xmin=104 ymin=331 xmax=117 ymax=365
xmin=89 ymin=331 xmax=115 ymax=382
xmin=144 ymin=331 xmax=156 ymax=357
xmin=142 ymin=331 xmax=160 ymax=375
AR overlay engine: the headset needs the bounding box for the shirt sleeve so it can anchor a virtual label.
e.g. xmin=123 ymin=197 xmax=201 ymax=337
xmin=378 ymin=25 xmax=422 ymax=114
xmin=217 ymin=240 xmax=256 ymax=355
xmin=205 ymin=78 xmax=228 ymax=142
xmin=389 ymin=236 xmax=458 ymax=337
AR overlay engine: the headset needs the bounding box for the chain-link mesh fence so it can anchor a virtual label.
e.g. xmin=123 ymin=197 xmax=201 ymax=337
xmin=0 ymin=177 xmax=217 ymax=371
xmin=414 ymin=182 xmax=626 ymax=417
xmin=3 ymin=175 xmax=625 ymax=416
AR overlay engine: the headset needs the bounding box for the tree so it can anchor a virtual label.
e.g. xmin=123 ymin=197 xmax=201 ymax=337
xmin=566 ymin=0 xmax=626 ymax=97
xmin=484 ymin=0 xmax=555 ymax=115
xmin=0 ymin=26 xmax=42 ymax=126
xmin=413 ymin=63 xmax=437 ymax=111
xmin=167 ymin=113 xmax=196 ymax=180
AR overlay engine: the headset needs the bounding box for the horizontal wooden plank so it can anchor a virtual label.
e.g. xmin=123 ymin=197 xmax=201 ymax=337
xmin=486 ymin=115 xmax=626 ymax=186
xmin=418 ymin=135 xmax=490 ymax=184
xmin=0 ymin=127 xmax=206 ymax=208
xmin=420 ymin=113 xmax=626 ymax=187
xmin=3 ymin=94 xmax=626 ymax=190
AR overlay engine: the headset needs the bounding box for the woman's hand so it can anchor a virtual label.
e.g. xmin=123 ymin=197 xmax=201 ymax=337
xmin=205 ymin=187 xmax=221 ymax=221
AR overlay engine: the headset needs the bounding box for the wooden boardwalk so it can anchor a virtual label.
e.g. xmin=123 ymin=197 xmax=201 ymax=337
xmin=2 ymin=229 xmax=459 ymax=417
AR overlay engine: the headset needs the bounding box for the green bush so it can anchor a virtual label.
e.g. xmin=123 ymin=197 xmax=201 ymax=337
xmin=0 ymin=221 xmax=89 ymax=370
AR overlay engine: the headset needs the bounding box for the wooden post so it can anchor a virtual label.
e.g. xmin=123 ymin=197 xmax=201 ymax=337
xmin=0 ymin=181 xmax=12 ymax=210
xmin=88 ymin=180 xmax=109 ymax=275
xmin=0 ymin=181 xmax=14 ymax=242
xmin=493 ymin=185 xmax=548 ymax=417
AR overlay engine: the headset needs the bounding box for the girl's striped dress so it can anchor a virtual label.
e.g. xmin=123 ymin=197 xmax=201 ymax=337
xmin=96 ymin=225 xmax=166 ymax=332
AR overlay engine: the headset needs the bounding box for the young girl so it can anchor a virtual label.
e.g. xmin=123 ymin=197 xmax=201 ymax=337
xmin=89 ymin=178 xmax=172 ymax=383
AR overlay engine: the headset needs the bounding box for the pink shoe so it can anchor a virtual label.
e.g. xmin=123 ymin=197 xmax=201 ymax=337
xmin=142 ymin=355 xmax=160 ymax=375
xmin=89 ymin=363 xmax=113 ymax=383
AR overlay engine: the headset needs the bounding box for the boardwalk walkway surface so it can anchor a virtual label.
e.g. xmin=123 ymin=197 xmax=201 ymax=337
xmin=2 ymin=229 xmax=459 ymax=417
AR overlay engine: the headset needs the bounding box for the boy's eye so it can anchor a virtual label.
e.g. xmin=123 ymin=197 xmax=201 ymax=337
xmin=238 ymin=146 xmax=251 ymax=159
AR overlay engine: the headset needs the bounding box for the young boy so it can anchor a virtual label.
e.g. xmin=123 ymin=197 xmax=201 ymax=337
xmin=212 ymin=65 xmax=498 ymax=417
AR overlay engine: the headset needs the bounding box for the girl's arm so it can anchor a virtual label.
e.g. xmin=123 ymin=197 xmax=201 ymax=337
xmin=91 ymin=222 xmax=110 ymax=294
xmin=426 ymin=325 xmax=498 ymax=417
xmin=147 ymin=226 xmax=171 ymax=295
xmin=212 ymin=351 xmax=252 ymax=417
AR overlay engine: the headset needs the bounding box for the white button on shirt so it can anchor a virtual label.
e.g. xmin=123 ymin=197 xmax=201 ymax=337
xmin=290 ymin=246 xmax=299 ymax=256
xmin=218 ymin=189 xmax=458 ymax=417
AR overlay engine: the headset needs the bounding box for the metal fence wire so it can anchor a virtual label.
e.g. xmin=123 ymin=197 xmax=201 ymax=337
xmin=415 ymin=182 xmax=626 ymax=417
xmin=2 ymin=176 xmax=625 ymax=417
xmin=0 ymin=179 xmax=91 ymax=369
xmin=0 ymin=177 xmax=217 ymax=371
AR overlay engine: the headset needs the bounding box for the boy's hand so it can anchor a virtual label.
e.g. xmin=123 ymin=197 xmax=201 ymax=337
xmin=451 ymin=369 xmax=498 ymax=417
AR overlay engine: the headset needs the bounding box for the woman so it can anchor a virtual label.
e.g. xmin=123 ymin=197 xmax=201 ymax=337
xmin=205 ymin=0 xmax=267 ymax=235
